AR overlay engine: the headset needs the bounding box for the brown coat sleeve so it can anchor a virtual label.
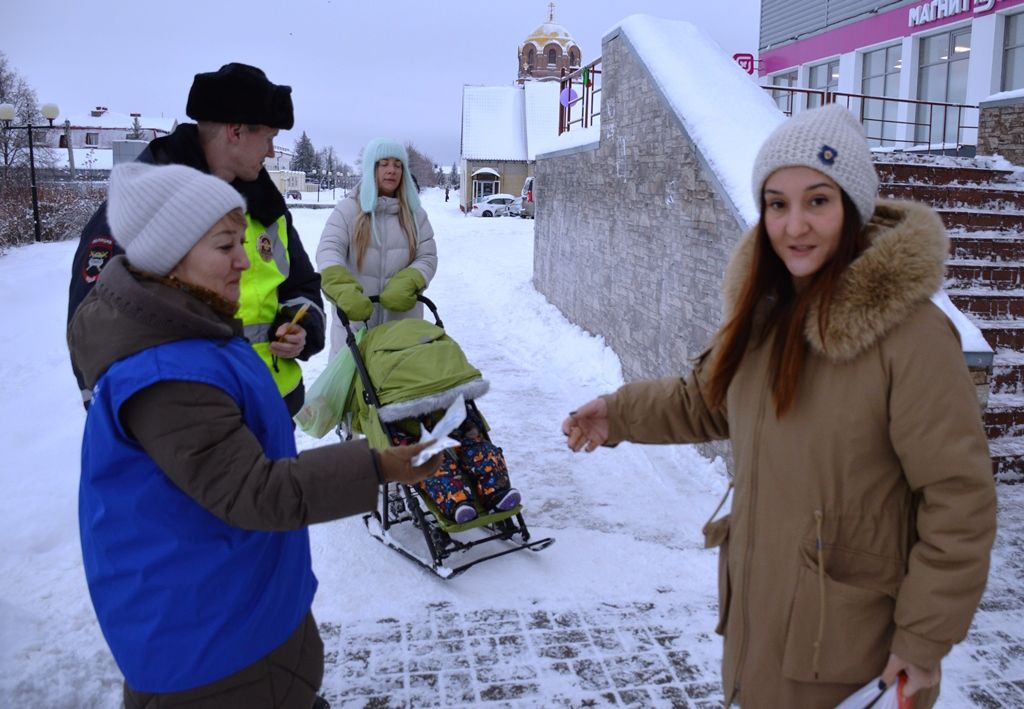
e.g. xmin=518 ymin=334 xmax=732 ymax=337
xmin=121 ymin=380 xmax=380 ymax=531
xmin=604 ymin=360 xmax=730 ymax=446
xmin=887 ymin=305 xmax=997 ymax=669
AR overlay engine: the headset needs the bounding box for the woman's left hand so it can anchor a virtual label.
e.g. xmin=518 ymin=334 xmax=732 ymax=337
xmin=270 ymin=324 xmax=307 ymax=359
xmin=881 ymin=653 xmax=940 ymax=697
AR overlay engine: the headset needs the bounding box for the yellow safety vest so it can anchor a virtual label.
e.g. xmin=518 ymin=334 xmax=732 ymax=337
xmin=236 ymin=214 xmax=302 ymax=397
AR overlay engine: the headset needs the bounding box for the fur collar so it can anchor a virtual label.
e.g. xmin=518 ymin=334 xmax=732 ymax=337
xmin=722 ymin=199 xmax=949 ymax=362
xmin=69 ymin=256 xmax=243 ymax=388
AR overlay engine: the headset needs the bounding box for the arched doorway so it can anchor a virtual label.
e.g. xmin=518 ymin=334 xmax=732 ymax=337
xmin=471 ymin=167 xmax=501 ymax=203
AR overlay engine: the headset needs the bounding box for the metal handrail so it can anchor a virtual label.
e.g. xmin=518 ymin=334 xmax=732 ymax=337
xmin=558 ymin=58 xmax=602 ymax=135
xmin=763 ymin=86 xmax=979 ymax=156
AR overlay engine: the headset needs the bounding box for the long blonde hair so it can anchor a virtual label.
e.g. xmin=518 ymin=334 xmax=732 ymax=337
xmin=352 ymin=171 xmax=417 ymax=272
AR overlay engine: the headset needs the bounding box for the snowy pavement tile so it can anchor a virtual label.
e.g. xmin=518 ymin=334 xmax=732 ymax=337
xmin=319 ymin=600 xmax=725 ymax=707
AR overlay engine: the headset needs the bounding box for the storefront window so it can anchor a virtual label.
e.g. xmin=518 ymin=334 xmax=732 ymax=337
xmin=1004 ymin=13 xmax=1024 ymax=91
xmin=771 ymin=71 xmax=798 ymax=115
xmin=808 ymin=60 xmax=839 ymax=108
xmin=916 ymin=28 xmax=971 ymax=146
xmin=862 ymin=45 xmax=902 ymax=146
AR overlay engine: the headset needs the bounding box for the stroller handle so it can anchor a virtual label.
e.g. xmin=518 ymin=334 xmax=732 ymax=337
xmin=336 ymin=293 xmax=443 ymax=330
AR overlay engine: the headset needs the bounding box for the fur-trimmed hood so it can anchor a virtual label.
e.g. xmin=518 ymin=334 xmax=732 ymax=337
xmin=722 ymin=199 xmax=949 ymax=362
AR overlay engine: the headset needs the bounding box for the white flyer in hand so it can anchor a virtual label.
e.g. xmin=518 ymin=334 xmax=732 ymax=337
xmin=411 ymin=394 xmax=467 ymax=466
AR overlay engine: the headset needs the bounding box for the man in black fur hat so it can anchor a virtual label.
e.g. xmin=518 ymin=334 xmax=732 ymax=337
xmin=67 ymin=63 xmax=325 ymax=417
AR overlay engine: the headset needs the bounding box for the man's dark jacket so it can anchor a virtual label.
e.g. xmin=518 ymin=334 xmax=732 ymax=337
xmin=67 ymin=124 xmax=325 ymax=414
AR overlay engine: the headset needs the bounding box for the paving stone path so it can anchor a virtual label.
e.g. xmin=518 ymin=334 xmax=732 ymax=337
xmin=320 ymin=600 xmax=725 ymax=708
xmin=318 ymin=485 xmax=1024 ymax=708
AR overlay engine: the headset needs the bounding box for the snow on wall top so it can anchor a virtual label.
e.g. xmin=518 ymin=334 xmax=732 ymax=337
xmin=610 ymin=14 xmax=785 ymax=226
xmin=462 ymin=86 xmax=528 ymax=161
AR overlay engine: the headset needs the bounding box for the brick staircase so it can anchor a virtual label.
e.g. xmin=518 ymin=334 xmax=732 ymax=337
xmin=876 ymin=156 xmax=1024 ymax=482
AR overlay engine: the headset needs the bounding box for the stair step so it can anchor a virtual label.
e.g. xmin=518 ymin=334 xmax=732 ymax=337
xmin=881 ymin=184 xmax=1024 ymax=211
xmin=992 ymin=352 xmax=1024 ymax=394
xmin=874 ymin=162 xmax=1016 ymax=186
xmin=949 ymin=233 xmax=1024 ymax=261
xmin=984 ymin=396 xmax=1024 ymax=439
xmin=946 ymin=262 xmax=1024 ymax=291
xmin=990 ymin=437 xmax=1024 ymax=483
xmin=938 ymin=209 xmax=1024 ymax=232
xmin=974 ymin=319 xmax=1024 ymax=350
xmin=949 ymin=292 xmax=1024 ymax=319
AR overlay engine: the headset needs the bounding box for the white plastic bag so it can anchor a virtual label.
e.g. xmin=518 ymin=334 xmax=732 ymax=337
xmin=294 ymin=328 xmax=366 ymax=439
xmin=835 ymin=674 xmax=913 ymax=709
xmin=410 ymin=394 xmax=466 ymax=465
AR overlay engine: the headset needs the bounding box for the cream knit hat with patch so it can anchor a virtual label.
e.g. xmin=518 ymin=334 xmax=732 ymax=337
xmin=106 ymin=162 xmax=246 ymax=275
xmin=751 ymin=104 xmax=879 ymax=226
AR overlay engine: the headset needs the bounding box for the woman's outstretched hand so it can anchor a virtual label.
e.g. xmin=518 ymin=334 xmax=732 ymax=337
xmin=881 ymin=653 xmax=940 ymax=698
xmin=562 ymin=398 xmax=610 ymax=452
xmin=376 ymin=442 xmax=442 ymax=485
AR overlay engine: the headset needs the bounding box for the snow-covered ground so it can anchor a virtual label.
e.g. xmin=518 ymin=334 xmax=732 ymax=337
xmin=0 ymin=188 xmax=1019 ymax=707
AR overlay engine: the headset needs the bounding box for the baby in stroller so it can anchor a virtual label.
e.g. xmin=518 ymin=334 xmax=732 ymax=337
xmin=390 ymin=404 xmax=521 ymax=524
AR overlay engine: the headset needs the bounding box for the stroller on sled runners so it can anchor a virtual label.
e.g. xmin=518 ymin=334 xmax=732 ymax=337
xmin=337 ymin=295 xmax=554 ymax=578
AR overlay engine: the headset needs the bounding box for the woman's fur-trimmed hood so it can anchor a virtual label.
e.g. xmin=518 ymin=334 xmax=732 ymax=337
xmin=722 ymin=199 xmax=949 ymax=362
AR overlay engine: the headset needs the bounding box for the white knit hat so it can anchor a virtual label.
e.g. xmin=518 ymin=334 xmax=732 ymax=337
xmin=107 ymin=162 xmax=246 ymax=275
xmin=751 ymin=104 xmax=879 ymax=226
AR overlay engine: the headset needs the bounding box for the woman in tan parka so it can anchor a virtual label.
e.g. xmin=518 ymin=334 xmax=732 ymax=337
xmin=562 ymin=104 xmax=996 ymax=708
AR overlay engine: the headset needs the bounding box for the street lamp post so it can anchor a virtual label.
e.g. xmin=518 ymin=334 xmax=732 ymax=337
xmin=311 ymin=170 xmax=320 ymax=203
xmin=0 ymin=102 xmax=60 ymax=243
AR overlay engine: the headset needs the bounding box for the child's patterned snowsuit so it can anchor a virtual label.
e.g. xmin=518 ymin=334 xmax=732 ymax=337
xmin=390 ymin=406 xmax=513 ymax=520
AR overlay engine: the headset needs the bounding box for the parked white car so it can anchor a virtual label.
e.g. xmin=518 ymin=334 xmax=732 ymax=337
xmin=470 ymin=193 xmax=517 ymax=217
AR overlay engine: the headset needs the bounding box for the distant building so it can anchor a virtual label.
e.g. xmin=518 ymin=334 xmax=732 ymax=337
xmin=459 ymin=4 xmax=579 ymax=209
xmin=38 ymin=106 xmax=293 ymax=180
xmin=758 ymin=0 xmax=1024 ymax=149
xmin=266 ymin=169 xmax=305 ymax=195
xmin=47 ymin=106 xmax=176 ymax=150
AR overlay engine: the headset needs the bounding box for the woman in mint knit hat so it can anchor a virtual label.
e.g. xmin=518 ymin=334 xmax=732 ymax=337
xmin=316 ymin=138 xmax=437 ymax=358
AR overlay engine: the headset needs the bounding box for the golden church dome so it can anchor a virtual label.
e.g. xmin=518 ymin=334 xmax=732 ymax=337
xmin=523 ymin=21 xmax=577 ymax=50
xmin=517 ymin=3 xmax=582 ymax=83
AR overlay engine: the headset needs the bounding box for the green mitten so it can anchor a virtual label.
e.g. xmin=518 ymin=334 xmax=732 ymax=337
xmin=379 ymin=267 xmax=426 ymax=312
xmin=321 ymin=265 xmax=373 ymax=321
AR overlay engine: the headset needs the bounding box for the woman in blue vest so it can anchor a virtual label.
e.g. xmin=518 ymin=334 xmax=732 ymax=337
xmin=69 ymin=162 xmax=441 ymax=709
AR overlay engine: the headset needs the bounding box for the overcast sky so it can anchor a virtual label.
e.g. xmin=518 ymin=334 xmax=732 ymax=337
xmin=3 ymin=1 xmax=761 ymax=168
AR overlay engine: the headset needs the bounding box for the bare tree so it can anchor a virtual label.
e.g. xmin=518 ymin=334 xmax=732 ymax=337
xmin=404 ymin=143 xmax=438 ymax=189
xmin=0 ymin=52 xmax=41 ymax=176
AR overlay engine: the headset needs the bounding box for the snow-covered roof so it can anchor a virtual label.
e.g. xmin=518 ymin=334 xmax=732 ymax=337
xmin=523 ymin=82 xmax=561 ymax=159
xmin=462 ymin=86 xmax=527 ymax=161
xmin=461 ymin=82 xmax=562 ymax=163
xmin=611 ymin=15 xmax=784 ymax=225
xmin=61 ymin=109 xmax=177 ymax=133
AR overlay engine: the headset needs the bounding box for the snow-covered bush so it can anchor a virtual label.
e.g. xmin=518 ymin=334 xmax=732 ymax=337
xmin=0 ymin=180 xmax=105 ymax=254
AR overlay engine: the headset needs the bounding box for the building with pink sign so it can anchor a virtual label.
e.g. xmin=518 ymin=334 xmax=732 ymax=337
xmin=758 ymin=0 xmax=1024 ymax=151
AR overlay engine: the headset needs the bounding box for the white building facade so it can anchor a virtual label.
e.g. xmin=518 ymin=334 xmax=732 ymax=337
xmin=759 ymin=0 xmax=1024 ymax=150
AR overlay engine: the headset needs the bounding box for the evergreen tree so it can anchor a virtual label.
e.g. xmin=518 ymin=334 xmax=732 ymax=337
xmin=290 ymin=132 xmax=317 ymax=174
xmin=449 ymin=161 xmax=460 ymax=189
